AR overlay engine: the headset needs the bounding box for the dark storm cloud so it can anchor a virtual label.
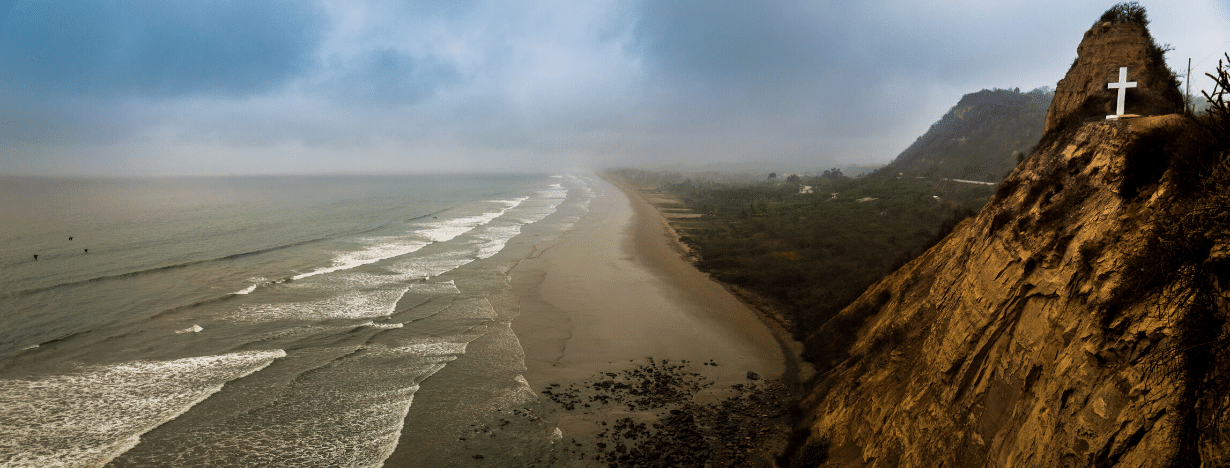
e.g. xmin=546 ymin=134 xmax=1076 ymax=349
xmin=0 ymin=0 xmax=325 ymax=98
xmin=1 ymin=0 xmax=1226 ymax=176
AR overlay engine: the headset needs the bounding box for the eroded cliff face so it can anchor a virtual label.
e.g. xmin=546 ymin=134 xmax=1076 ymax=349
xmin=1044 ymin=22 xmax=1182 ymax=134
xmin=796 ymin=113 xmax=1230 ymax=467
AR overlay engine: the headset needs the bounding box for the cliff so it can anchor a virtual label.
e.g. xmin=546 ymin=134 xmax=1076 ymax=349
xmin=792 ymin=9 xmax=1230 ymax=467
xmin=1044 ymin=21 xmax=1182 ymax=134
xmin=889 ymin=88 xmax=1051 ymax=182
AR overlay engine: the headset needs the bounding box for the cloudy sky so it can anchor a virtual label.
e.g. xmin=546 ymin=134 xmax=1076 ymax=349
xmin=1 ymin=0 xmax=1227 ymax=177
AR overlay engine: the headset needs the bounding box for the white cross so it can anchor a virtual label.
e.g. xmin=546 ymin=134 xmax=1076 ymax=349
xmin=1106 ymin=67 xmax=1137 ymax=119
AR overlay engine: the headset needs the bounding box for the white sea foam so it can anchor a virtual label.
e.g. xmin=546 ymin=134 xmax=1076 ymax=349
xmin=252 ymin=322 xmax=396 ymax=339
xmin=419 ymin=212 xmax=499 ymax=243
xmin=311 ymin=270 xmax=417 ymax=290
xmin=442 ymin=297 xmax=498 ymax=320
xmin=292 ymin=238 xmax=430 ymax=280
xmin=508 ymin=183 xmax=570 ymax=224
xmin=175 ymin=324 xmax=204 ymax=334
xmin=388 ymin=250 xmax=476 ymax=279
xmin=540 ymin=190 xmax=567 ymax=200
xmin=252 ymin=323 xmax=348 ymax=341
xmin=484 ymin=374 xmax=540 ymax=413
xmin=507 ymin=195 xmax=562 ymax=223
xmin=501 ymin=197 xmax=529 ymax=207
xmin=233 ymin=284 xmax=258 ymax=295
xmin=234 ymin=286 xmax=410 ymax=322
xmin=0 ymin=350 xmax=285 ymax=468
xmin=475 ymin=224 xmax=522 ymax=259
xmin=113 ymin=338 xmax=477 ymax=467
xmin=364 ymin=322 xmax=404 ymax=329
xmin=413 ymin=198 xmax=525 ymax=244
xmin=360 ymin=338 xmax=470 ymax=359
xmin=409 ymin=280 xmax=460 ymax=295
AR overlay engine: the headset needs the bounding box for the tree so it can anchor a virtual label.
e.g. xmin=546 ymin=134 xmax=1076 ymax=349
xmin=768 ymin=172 xmax=778 ymax=180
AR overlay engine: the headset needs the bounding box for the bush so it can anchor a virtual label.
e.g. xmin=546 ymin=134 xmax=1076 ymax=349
xmin=992 ymin=176 xmax=1021 ymax=202
xmin=1097 ymin=1 xmax=1148 ymax=27
xmin=790 ymin=438 xmax=831 ymax=468
xmin=1195 ymin=53 xmax=1230 ymax=154
xmin=804 ymin=290 xmax=891 ymax=371
xmin=867 ymin=322 xmax=909 ymax=354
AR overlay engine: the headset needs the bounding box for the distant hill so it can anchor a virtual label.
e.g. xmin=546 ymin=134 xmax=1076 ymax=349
xmin=887 ymin=87 xmax=1052 ymax=182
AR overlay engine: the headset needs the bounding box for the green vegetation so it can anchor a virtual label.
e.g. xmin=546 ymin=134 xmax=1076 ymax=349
xmin=788 ymin=437 xmax=830 ymax=468
xmin=621 ymin=168 xmax=995 ymax=468
xmin=613 ymin=168 xmax=995 ymax=357
xmin=607 ymin=86 xmax=1051 ymax=366
xmin=1096 ymin=1 xmax=1149 ymax=27
xmin=888 ymin=87 xmax=1050 ymax=182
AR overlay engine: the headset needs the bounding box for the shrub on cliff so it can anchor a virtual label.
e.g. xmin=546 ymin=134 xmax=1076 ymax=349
xmin=788 ymin=438 xmax=830 ymax=468
xmin=1044 ymin=2 xmax=1183 ymax=139
xmin=1096 ymin=1 xmax=1148 ymax=27
xmin=1195 ymin=53 xmax=1230 ymax=153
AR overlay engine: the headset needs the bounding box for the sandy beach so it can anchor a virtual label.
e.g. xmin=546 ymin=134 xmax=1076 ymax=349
xmin=385 ymin=174 xmax=798 ymax=467
xmin=502 ymin=175 xmax=800 ymax=465
xmin=511 ymin=175 xmax=785 ymax=389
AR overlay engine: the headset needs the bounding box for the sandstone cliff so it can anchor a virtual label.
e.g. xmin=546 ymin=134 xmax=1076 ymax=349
xmin=793 ymin=10 xmax=1229 ymax=468
xmin=1044 ymin=21 xmax=1182 ymax=134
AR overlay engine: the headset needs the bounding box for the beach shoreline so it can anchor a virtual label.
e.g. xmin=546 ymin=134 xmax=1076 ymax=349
xmin=384 ymin=173 xmax=804 ymax=466
xmin=505 ymin=173 xmax=802 ymax=465
xmin=510 ymin=174 xmax=787 ymax=391
xmin=599 ymin=173 xmax=813 ymax=389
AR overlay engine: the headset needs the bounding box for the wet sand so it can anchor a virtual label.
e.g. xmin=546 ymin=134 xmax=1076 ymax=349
xmin=503 ymin=175 xmax=796 ymax=465
xmin=511 ymin=175 xmax=784 ymax=393
xmin=386 ymin=174 xmax=797 ymax=467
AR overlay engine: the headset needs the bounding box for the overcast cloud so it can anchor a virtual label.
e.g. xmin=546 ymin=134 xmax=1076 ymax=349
xmin=1 ymin=0 xmax=1227 ymax=176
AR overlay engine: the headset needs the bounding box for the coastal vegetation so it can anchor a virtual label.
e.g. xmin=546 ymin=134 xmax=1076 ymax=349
xmin=608 ymin=86 xmax=1053 ymax=363
xmin=611 ymin=168 xmax=995 ymax=359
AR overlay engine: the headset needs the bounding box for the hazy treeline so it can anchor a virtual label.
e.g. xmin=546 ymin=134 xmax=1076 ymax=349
xmin=617 ymin=168 xmax=996 ymax=357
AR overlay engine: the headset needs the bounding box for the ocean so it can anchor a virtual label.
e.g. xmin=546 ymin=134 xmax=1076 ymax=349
xmin=0 ymin=173 xmax=596 ymax=467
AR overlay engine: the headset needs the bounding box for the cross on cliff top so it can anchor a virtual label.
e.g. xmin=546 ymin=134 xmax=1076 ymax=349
xmin=1106 ymin=67 xmax=1138 ymax=119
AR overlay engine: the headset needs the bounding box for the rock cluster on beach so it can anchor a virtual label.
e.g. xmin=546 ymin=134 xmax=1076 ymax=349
xmin=457 ymin=357 xmax=792 ymax=467
xmin=538 ymin=358 xmax=791 ymax=467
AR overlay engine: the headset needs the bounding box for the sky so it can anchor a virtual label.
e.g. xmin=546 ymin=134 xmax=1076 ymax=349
xmin=1 ymin=0 xmax=1227 ymax=177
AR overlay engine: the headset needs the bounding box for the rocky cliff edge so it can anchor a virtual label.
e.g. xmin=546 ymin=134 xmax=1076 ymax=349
xmin=796 ymin=108 xmax=1230 ymax=466
xmin=791 ymin=9 xmax=1230 ymax=466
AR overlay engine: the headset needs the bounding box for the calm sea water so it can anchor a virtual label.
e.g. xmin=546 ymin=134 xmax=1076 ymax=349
xmin=0 ymin=174 xmax=595 ymax=467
